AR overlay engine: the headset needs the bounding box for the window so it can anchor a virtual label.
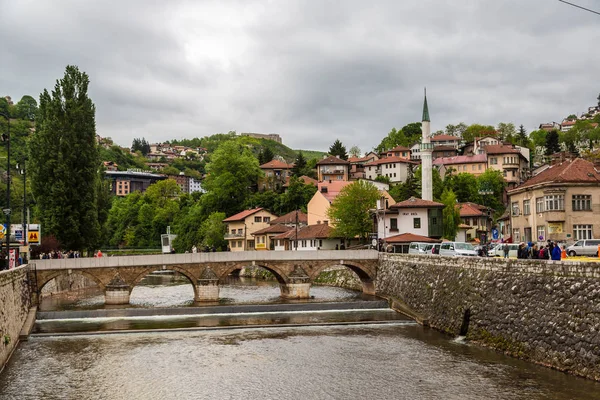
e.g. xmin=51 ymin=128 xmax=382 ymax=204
xmin=237 ymin=240 xmax=243 ymax=247
xmin=537 ymin=226 xmax=545 ymax=241
xmin=390 ymin=218 xmax=398 ymax=231
xmin=573 ymin=225 xmax=593 ymax=240
xmin=523 ymin=200 xmax=531 ymax=215
xmin=414 ymin=218 xmax=421 ymax=229
xmin=472 ymin=165 xmax=475 ymax=171
xmin=545 ymin=194 xmax=564 ymax=211
xmin=231 ymin=229 xmax=236 ymax=235
xmin=536 ymin=197 xmax=544 ymax=213
xmin=254 ymin=216 xmax=262 ymax=222
xmin=302 ymin=240 xmax=307 ymax=247
xmin=231 ymin=241 xmax=236 ymax=248
xmin=511 ymin=202 xmax=519 ymax=216
xmin=503 ymin=170 xmax=507 ymax=177
xmin=263 ymin=217 xmax=271 ymax=223
xmin=478 ymin=164 xmax=482 ymax=171
xmin=238 ymin=229 xmax=243 ymax=234
xmin=572 ymin=195 xmax=592 ymax=211
xmin=512 ymin=228 xmax=520 ymax=242
xmin=490 ymin=158 xmax=497 ymax=165
xmin=432 ymin=217 xmax=437 ymax=225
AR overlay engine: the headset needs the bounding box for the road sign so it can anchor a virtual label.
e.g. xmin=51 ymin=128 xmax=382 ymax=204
xmin=28 ymin=231 xmax=40 ymax=243
xmin=3 ymin=208 xmax=10 ymax=216
xmin=0 ymin=225 xmax=5 ymax=234
xmin=492 ymin=228 xmax=499 ymax=240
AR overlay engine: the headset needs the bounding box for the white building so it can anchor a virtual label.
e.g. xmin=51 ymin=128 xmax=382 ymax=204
xmin=363 ymin=156 xmax=416 ymax=184
xmin=375 ymin=196 xmax=444 ymax=241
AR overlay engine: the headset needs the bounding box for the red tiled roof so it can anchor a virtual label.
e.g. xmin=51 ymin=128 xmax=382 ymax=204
xmin=349 ymin=155 xmax=377 ymax=163
xmin=384 ymin=233 xmax=441 ymax=244
xmin=433 ymin=145 xmax=457 ymax=152
xmin=562 ymin=120 xmax=576 ymax=126
xmin=252 ymin=224 xmax=293 ymax=236
xmin=433 ymin=154 xmax=487 ymax=166
xmin=459 ymin=202 xmax=487 ymax=217
xmin=364 ymin=156 xmax=416 ymax=166
xmin=317 ymin=181 xmax=353 ymax=202
xmin=272 ymin=224 xmax=335 ymax=240
xmin=223 ymin=208 xmax=265 ymax=222
xmin=390 ymin=196 xmax=444 ymax=209
xmin=269 ymin=210 xmax=308 ymax=225
xmin=510 ymin=158 xmax=600 ymax=192
xmin=316 ymin=156 xmax=350 ymax=165
xmin=260 ymin=160 xmax=294 ymax=169
xmin=483 ymin=144 xmax=523 ymax=155
xmin=283 ymin=175 xmax=318 ymax=187
xmin=388 ymin=145 xmax=411 ymax=152
xmin=431 ymin=134 xmax=460 ymax=141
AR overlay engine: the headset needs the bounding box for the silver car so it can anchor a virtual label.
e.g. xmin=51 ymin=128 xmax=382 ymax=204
xmin=438 ymin=242 xmax=478 ymax=257
xmin=566 ymin=239 xmax=600 ymax=257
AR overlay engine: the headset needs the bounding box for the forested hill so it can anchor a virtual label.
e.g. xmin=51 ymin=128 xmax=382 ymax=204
xmin=169 ymin=132 xmax=326 ymax=163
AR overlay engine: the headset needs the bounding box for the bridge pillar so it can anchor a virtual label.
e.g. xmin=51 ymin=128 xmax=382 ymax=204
xmin=196 ymin=267 xmax=219 ymax=302
xmin=362 ymin=280 xmax=376 ymax=296
xmin=104 ymin=275 xmax=130 ymax=305
xmin=280 ymin=265 xmax=311 ymax=299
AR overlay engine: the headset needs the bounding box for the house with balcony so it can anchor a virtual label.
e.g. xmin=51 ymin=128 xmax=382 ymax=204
xmin=507 ymin=158 xmax=600 ymax=244
xmin=410 ymin=143 xmax=421 ymax=160
xmin=364 ymin=157 xmax=416 ymax=184
xmin=105 ymin=169 xmax=166 ymax=196
xmin=259 ymin=160 xmax=294 ymax=191
xmin=252 ymin=210 xmax=308 ymax=251
xmin=316 ymin=156 xmax=350 ymax=182
xmin=349 ymin=153 xmax=379 ymax=180
xmin=459 ymin=202 xmax=494 ymax=243
xmin=430 ymin=134 xmax=460 ymax=149
xmin=433 ymin=154 xmax=488 ymax=179
xmin=375 ymin=197 xmax=444 ymax=242
xmin=272 ymin=223 xmax=343 ymax=251
xmin=223 ymin=208 xmax=278 ymax=251
xmin=484 ymin=144 xmax=529 ymax=188
xmin=432 ymin=145 xmax=458 ymax=160
xmin=381 ymin=145 xmax=411 ymax=159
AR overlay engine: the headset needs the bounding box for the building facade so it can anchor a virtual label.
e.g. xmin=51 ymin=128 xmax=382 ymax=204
xmin=223 ymin=208 xmax=278 ymax=251
xmin=363 ymin=157 xmax=415 ymax=184
xmin=316 ymin=156 xmax=350 ymax=182
xmin=105 ymin=170 xmax=166 ymax=196
xmin=259 ymin=160 xmax=294 ymax=191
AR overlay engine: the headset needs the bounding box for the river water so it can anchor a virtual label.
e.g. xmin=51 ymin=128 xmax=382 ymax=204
xmin=1 ymin=272 xmax=599 ymax=399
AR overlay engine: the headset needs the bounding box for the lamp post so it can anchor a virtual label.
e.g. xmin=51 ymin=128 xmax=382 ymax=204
xmin=17 ymin=159 xmax=26 ymax=263
xmin=0 ymin=112 xmax=10 ymax=269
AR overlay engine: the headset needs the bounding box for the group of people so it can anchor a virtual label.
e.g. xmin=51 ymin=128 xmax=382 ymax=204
xmin=512 ymin=241 xmax=564 ymax=260
xmin=39 ymin=250 xmax=82 ymax=259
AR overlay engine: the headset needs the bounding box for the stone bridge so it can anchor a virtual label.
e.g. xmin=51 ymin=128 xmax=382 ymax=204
xmin=31 ymin=250 xmax=379 ymax=304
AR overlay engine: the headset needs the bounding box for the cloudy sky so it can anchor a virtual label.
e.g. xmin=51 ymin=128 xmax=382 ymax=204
xmin=1 ymin=0 xmax=599 ymax=153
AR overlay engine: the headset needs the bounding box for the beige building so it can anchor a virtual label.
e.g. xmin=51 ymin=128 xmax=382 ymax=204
xmin=364 ymin=156 xmax=416 ymax=184
xmin=507 ymin=158 xmax=600 ymax=244
xmin=433 ymin=154 xmax=488 ymax=179
xmin=484 ymin=144 xmax=529 ymax=188
xmin=223 ymin=208 xmax=278 ymax=251
xmin=258 ymin=160 xmax=294 ymax=191
xmin=316 ymin=156 xmax=350 ymax=182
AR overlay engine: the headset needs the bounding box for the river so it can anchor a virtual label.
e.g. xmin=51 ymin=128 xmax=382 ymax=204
xmin=1 ymin=272 xmax=599 ymax=400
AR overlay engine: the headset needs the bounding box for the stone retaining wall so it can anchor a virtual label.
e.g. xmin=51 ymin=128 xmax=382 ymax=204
xmin=377 ymin=254 xmax=600 ymax=381
xmin=0 ymin=266 xmax=31 ymax=370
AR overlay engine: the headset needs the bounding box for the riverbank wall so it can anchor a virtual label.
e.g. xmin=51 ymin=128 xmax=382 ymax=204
xmin=377 ymin=253 xmax=600 ymax=381
xmin=0 ymin=266 xmax=31 ymax=370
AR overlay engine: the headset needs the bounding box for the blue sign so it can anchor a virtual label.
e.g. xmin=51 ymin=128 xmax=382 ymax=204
xmin=492 ymin=228 xmax=499 ymax=240
xmin=15 ymin=230 xmax=22 ymax=241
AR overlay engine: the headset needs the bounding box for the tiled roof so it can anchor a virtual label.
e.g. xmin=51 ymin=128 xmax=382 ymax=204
xmin=433 ymin=145 xmax=458 ymax=152
xmin=431 ymin=134 xmax=460 ymax=141
xmin=390 ymin=196 xmax=444 ymax=209
xmin=252 ymin=224 xmax=293 ymax=236
xmin=459 ymin=202 xmax=487 ymax=217
xmin=272 ymin=223 xmax=335 ymax=240
xmin=561 ymin=120 xmax=576 ymax=126
xmin=269 ymin=210 xmax=308 ymax=225
xmin=384 ymin=233 xmax=441 ymax=244
xmin=388 ymin=145 xmax=411 ymax=152
xmin=260 ymin=160 xmax=294 ymax=169
xmin=433 ymin=154 xmax=487 ymax=166
xmin=283 ymin=175 xmax=318 ymax=187
xmin=317 ymin=181 xmax=353 ymax=202
xmin=349 ymin=155 xmax=377 ymax=163
xmin=316 ymin=156 xmax=350 ymax=165
xmin=510 ymin=158 xmax=600 ymax=192
xmin=364 ymin=156 xmax=416 ymax=166
xmin=483 ymin=144 xmax=523 ymax=155
xmin=223 ymin=208 xmax=265 ymax=222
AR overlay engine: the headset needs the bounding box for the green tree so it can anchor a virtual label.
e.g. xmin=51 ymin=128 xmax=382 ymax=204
xmin=202 ymin=141 xmax=262 ymax=216
xmin=413 ymin=165 xmax=444 ymax=201
xmin=327 ymin=180 xmax=380 ymax=242
xmin=496 ymin=122 xmax=516 ymax=143
xmin=476 ymin=169 xmax=506 ymax=214
xmin=29 ymin=65 xmax=100 ymax=251
xmin=291 ymin=151 xmax=307 ymax=177
xmin=329 ymin=139 xmax=348 ymax=160
xmin=15 ymin=95 xmax=38 ymax=121
xmin=559 ymin=128 xmax=580 ymax=155
xmin=444 ymin=172 xmax=481 ymax=204
xmin=545 ymin=130 xmax=561 ymax=155
xmin=462 ymin=124 xmax=496 ymax=143
xmin=258 ymin=147 xmax=274 ymax=165
xmin=441 ymin=188 xmax=461 ymax=240
xmin=199 ymin=212 xmax=228 ymax=250
xmin=279 ymin=176 xmax=317 ymax=213
xmin=516 ymin=124 xmax=529 ymax=147
xmin=530 ymin=129 xmax=548 ymax=149
xmin=349 ymin=145 xmax=361 ymax=158
xmin=445 ymin=122 xmax=467 ymax=137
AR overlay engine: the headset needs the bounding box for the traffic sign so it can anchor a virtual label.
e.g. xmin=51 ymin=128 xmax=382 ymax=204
xmin=492 ymin=228 xmax=499 ymax=240
xmin=0 ymin=225 xmax=5 ymax=234
xmin=28 ymin=231 xmax=40 ymax=243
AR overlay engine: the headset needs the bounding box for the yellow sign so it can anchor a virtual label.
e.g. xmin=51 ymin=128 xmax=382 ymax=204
xmin=547 ymin=222 xmax=563 ymax=234
xmin=0 ymin=225 xmax=5 ymax=234
xmin=0 ymin=232 xmax=4 ymax=240
xmin=28 ymin=231 xmax=40 ymax=243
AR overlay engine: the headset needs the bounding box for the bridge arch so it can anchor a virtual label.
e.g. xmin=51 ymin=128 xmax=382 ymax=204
xmin=219 ymin=263 xmax=287 ymax=284
xmin=37 ymin=270 xmax=105 ymax=294
xmin=310 ymin=261 xmax=376 ymax=295
xmin=130 ymin=265 xmax=199 ymax=300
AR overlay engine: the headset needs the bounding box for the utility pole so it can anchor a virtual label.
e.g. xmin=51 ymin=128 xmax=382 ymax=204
xmin=295 ymin=209 xmax=298 ymax=251
xmin=1 ymin=112 xmax=10 ymax=269
xmin=17 ymin=159 xmax=26 ymax=263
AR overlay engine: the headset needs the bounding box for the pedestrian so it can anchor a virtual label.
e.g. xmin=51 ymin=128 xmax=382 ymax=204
xmin=192 ymin=245 xmax=197 ymax=254
xmin=503 ymin=243 xmax=509 ymax=258
xmin=531 ymin=244 xmax=539 ymax=259
xmin=561 ymin=245 xmax=567 ymax=259
xmin=96 ymin=250 xmax=103 ymax=258
xmin=517 ymin=243 xmax=526 ymax=259
xmin=551 ymin=242 xmax=562 ymax=261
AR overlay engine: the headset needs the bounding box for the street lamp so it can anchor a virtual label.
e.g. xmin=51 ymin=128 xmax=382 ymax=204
xmin=0 ymin=112 xmax=10 ymax=269
xmin=17 ymin=159 xmax=26 ymax=263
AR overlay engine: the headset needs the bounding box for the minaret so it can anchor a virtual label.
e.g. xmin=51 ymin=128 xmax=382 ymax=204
xmin=420 ymin=88 xmax=433 ymax=201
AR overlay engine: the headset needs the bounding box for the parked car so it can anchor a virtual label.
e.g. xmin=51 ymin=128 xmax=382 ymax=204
xmin=425 ymin=243 xmax=441 ymax=255
xmin=438 ymin=242 xmax=477 ymax=257
xmin=566 ymin=239 xmax=600 ymax=257
xmin=408 ymin=242 xmax=432 ymax=255
xmin=490 ymin=243 xmax=519 ymax=258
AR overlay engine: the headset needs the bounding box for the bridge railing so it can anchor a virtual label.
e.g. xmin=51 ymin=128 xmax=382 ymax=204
xmin=32 ymin=250 xmax=380 ymax=270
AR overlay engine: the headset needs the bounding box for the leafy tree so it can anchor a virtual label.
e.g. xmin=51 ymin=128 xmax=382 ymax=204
xmin=162 ymin=166 xmax=181 ymax=176
xmin=389 ymin=164 xmax=418 ymax=202
xmin=131 ymin=137 xmax=151 ymax=156
xmin=515 ymin=124 xmax=529 ymax=147
xmin=15 ymin=95 xmax=38 ymax=120
xmin=476 ymin=169 xmax=506 ymax=214
xmin=529 ymin=129 xmax=548 ymax=149
xmin=375 ymin=122 xmax=422 ymax=154
xmin=329 ymin=139 xmax=348 ymax=160
xmin=29 ymin=65 xmax=100 ymax=252
xmin=445 ymin=123 xmax=467 ymax=137
xmin=559 ymin=128 xmax=580 ymax=155
xmin=462 ymin=124 xmax=496 ymax=143
xmin=349 ymin=145 xmax=361 ymax=158
xmin=258 ymin=147 xmax=274 ymax=165
xmin=401 ymin=122 xmax=422 ymax=144
xmin=0 ymin=97 xmax=9 ymax=115
xmin=545 ymin=130 xmax=561 ymax=155
xmin=279 ymin=176 xmax=317 ymax=213
xmin=412 ymin=165 xmax=444 ymax=201
xmin=444 ymin=172 xmax=481 ymax=204
xmin=199 ymin=212 xmax=228 ymax=250
xmin=496 ymin=122 xmax=517 ymax=143
xmin=374 ymin=175 xmax=391 ymax=184
xmin=441 ymin=188 xmax=461 ymax=240
xmin=327 ymin=180 xmax=380 ymax=242
xmin=172 ymin=202 xmax=204 ymax=252
xmin=201 ymin=141 xmax=262 ymax=216
xmin=566 ymin=114 xmax=577 ymax=121
xmin=291 ymin=151 xmax=307 ymax=177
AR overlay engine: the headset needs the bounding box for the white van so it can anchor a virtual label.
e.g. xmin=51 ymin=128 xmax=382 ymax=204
xmin=566 ymin=239 xmax=600 ymax=257
xmin=438 ymin=242 xmax=478 ymax=257
xmin=491 ymin=243 xmax=520 ymax=258
xmin=408 ymin=242 xmax=432 ymax=255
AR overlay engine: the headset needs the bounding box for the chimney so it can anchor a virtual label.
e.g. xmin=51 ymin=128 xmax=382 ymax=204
xmin=324 ymin=220 xmax=329 ymax=225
